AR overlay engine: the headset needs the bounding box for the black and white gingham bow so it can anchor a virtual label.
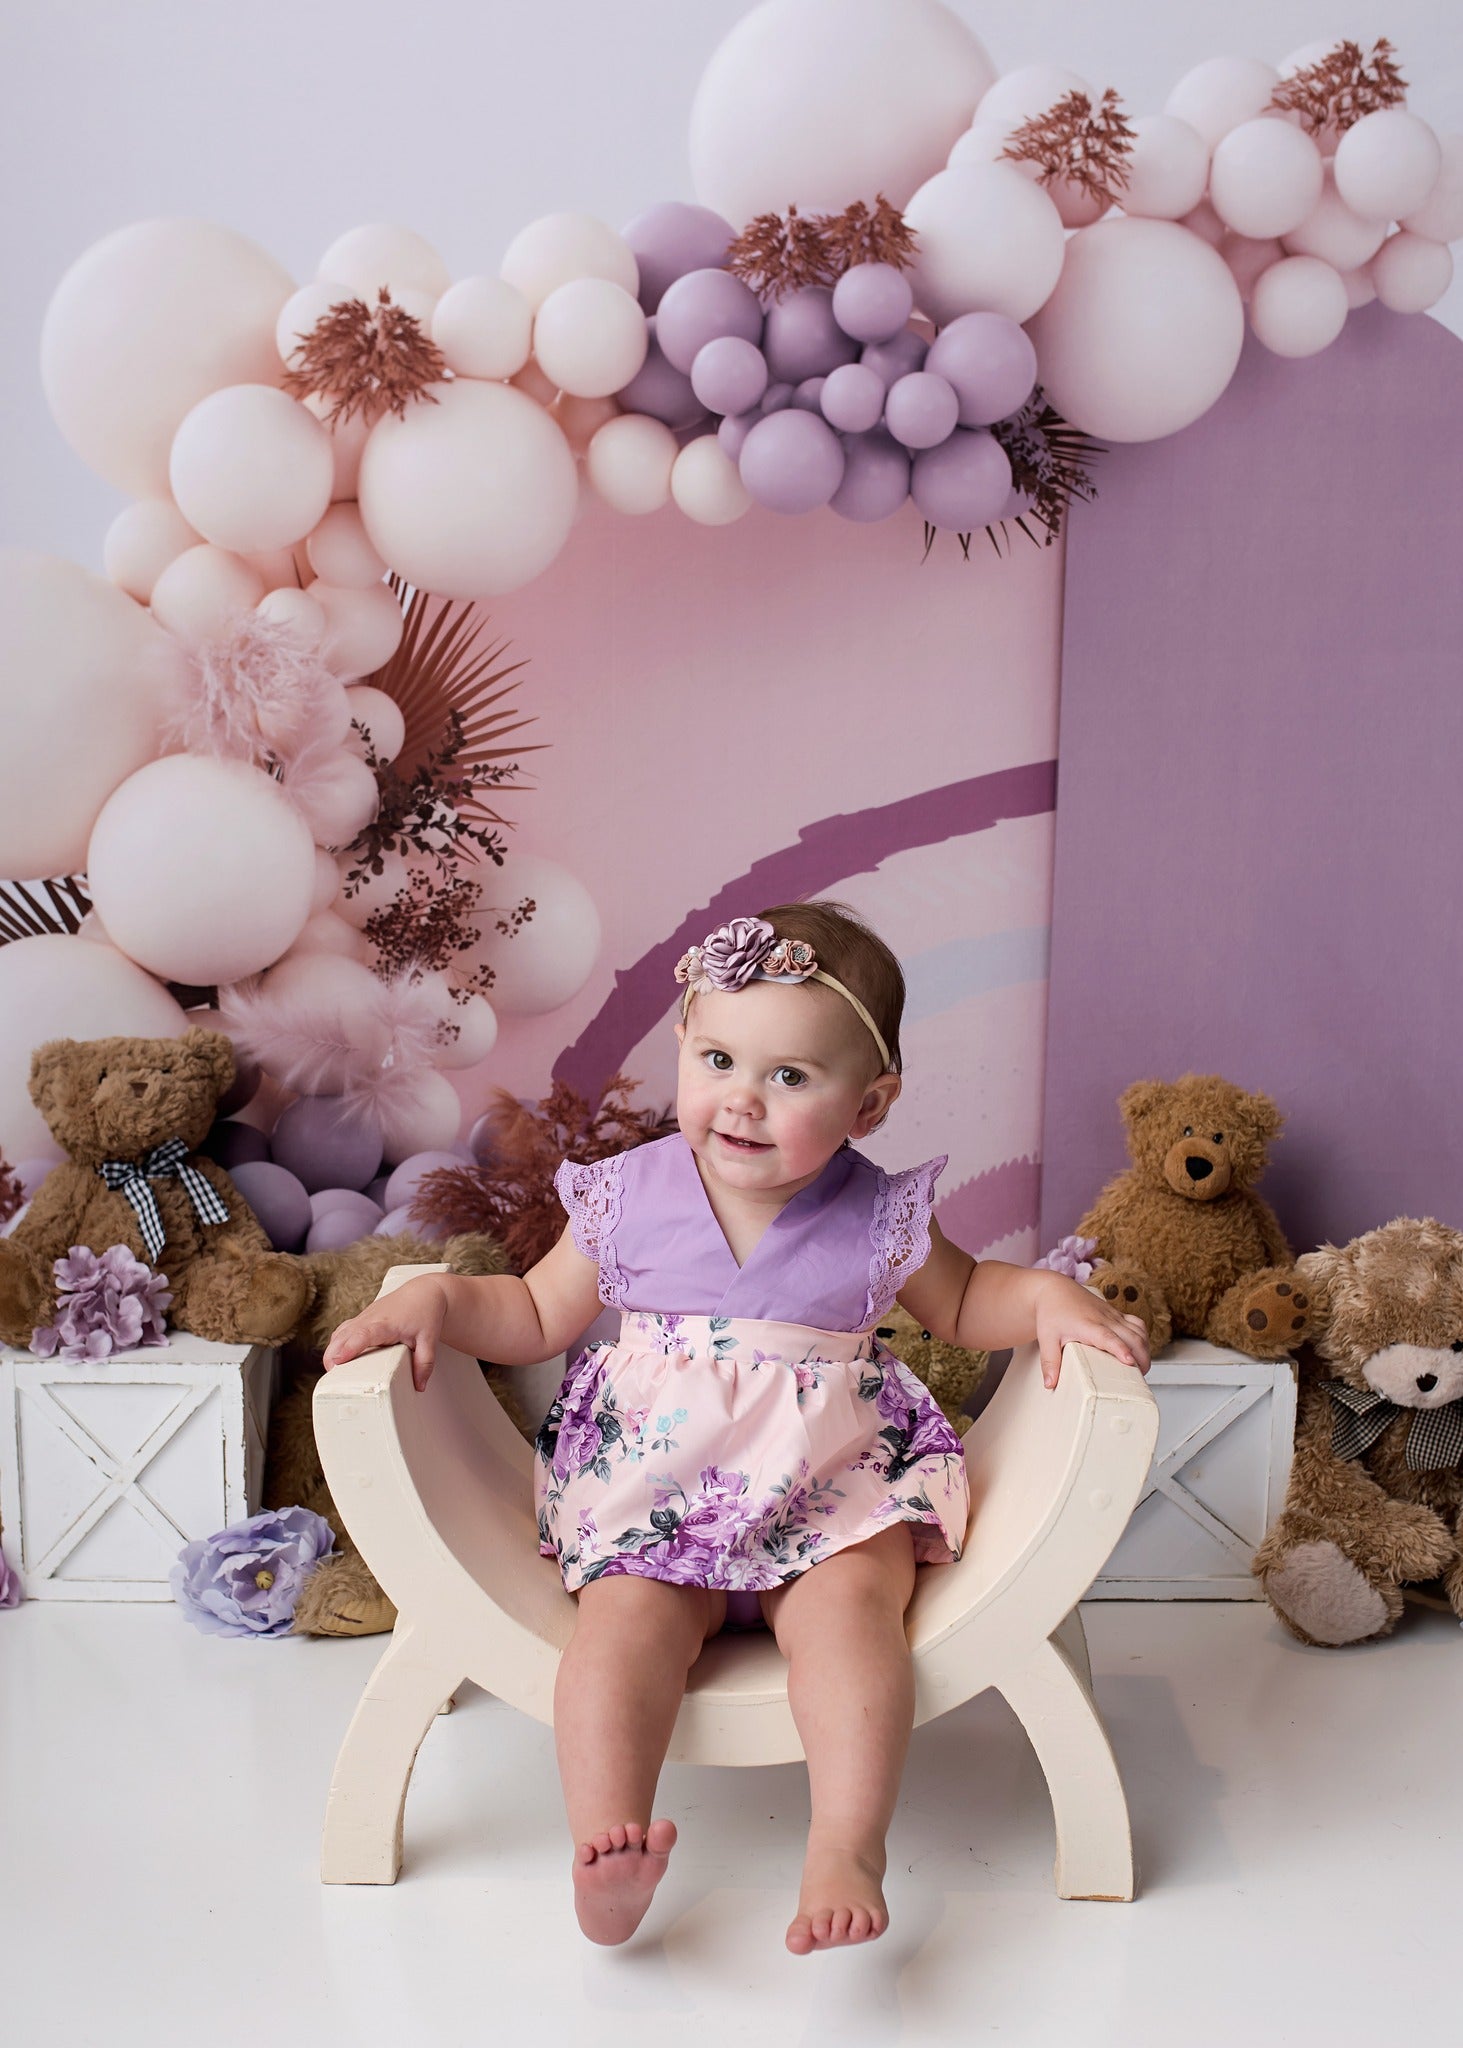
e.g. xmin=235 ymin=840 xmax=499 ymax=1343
xmin=1326 ymin=1378 xmax=1463 ymax=1473
xmin=97 ymin=1139 xmax=230 ymax=1262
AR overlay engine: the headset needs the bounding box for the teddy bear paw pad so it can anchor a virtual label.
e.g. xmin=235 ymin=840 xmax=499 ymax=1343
xmin=1264 ymin=1540 xmax=1390 ymax=1645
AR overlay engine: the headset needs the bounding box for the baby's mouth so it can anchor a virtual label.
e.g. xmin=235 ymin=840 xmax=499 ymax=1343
xmin=715 ymin=1131 xmax=772 ymax=1152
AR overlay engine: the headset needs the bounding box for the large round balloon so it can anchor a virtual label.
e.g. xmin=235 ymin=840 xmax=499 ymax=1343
xmin=461 ymin=853 xmax=601 ymax=1015
xmin=315 ymin=224 xmax=451 ymax=301
xmin=0 ymin=936 xmax=187 ymax=1164
xmin=903 ymin=164 xmax=1067 ymax=325
xmin=689 ymin=0 xmax=996 ymax=221
xmin=499 ymin=213 xmax=639 ymax=311
xmin=378 ymin=1069 xmax=463 ymax=1166
xmin=40 ymin=219 xmax=293 ymax=498
xmin=169 ymin=385 xmax=335 ymax=553
xmin=87 ymin=755 xmax=317 ymax=984
xmin=270 ymin=1093 xmax=383 ymax=1196
xmin=1026 ymin=217 xmax=1245 ymax=443
xmin=0 ymin=551 xmax=188 ymax=880
xmin=357 ymin=379 xmax=579 ymax=599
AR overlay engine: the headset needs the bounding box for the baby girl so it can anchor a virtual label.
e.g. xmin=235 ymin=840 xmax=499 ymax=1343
xmin=324 ymin=901 xmax=1149 ymax=1954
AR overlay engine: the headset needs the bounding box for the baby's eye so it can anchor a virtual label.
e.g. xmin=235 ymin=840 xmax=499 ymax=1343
xmin=702 ymin=1050 xmax=733 ymax=1072
xmin=773 ymin=1066 xmax=807 ymax=1088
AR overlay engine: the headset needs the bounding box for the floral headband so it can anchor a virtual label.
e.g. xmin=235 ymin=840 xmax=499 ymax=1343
xmin=674 ymin=916 xmax=894 ymax=1073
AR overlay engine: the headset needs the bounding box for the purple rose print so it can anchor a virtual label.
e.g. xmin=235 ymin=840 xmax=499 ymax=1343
xmin=0 ymin=1543 xmax=23 ymax=1608
xmin=170 ymin=1506 xmax=336 ymax=1638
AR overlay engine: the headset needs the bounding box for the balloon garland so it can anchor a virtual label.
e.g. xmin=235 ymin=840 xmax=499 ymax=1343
xmin=1 ymin=2 xmax=1460 ymax=1249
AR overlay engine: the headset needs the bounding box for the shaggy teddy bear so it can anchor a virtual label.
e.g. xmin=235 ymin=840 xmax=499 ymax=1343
xmin=1252 ymin=1217 xmax=1463 ymax=1647
xmin=1076 ymin=1074 xmax=1313 ymax=1360
xmin=872 ymin=1302 xmax=988 ymax=1437
xmin=0 ymin=1030 xmax=308 ymax=1349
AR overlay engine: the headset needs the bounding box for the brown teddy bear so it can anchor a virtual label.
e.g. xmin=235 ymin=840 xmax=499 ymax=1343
xmin=0 ymin=1029 xmax=308 ymax=1349
xmin=1076 ymin=1074 xmax=1313 ymax=1360
xmin=873 ymin=1302 xmax=989 ymax=1437
xmin=1252 ymin=1217 xmax=1463 ymax=1646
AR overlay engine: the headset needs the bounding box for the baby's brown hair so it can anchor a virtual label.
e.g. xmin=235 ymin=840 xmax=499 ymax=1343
xmin=756 ymin=899 xmax=906 ymax=1075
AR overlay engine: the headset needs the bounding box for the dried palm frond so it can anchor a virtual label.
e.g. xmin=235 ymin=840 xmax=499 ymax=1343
xmin=0 ymin=875 xmax=91 ymax=946
xmin=281 ymin=288 xmax=447 ymax=427
xmin=1000 ymin=88 xmax=1135 ymax=203
xmin=1268 ymin=38 xmax=1407 ymax=135
xmin=727 ymin=204 xmax=841 ymax=297
xmin=818 ymin=196 xmax=919 ymax=272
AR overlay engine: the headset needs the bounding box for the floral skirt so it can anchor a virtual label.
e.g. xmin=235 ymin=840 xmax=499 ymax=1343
xmin=533 ymin=1310 xmax=970 ymax=1630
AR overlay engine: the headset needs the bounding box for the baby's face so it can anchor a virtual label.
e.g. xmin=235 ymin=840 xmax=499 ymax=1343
xmin=674 ymin=979 xmax=899 ymax=1196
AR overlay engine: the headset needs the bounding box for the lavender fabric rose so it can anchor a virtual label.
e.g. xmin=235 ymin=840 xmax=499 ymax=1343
xmin=170 ymin=1506 xmax=336 ymax=1638
xmin=1033 ymin=1235 xmax=1100 ymax=1283
xmin=675 ymin=915 xmax=779 ymax=996
xmin=31 ymin=1244 xmax=172 ymax=1361
xmin=0 ymin=1544 xmax=23 ymax=1608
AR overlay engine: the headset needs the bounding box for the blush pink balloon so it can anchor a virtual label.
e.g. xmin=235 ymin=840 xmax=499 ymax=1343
xmin=169 ymin=385 xmax=335 ymax=553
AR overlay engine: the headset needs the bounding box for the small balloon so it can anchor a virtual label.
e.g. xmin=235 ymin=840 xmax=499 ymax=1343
xmin=621 ymin=201 xmax=736 ymax=313
xmin=229 ymin=1159 xmax=312 ymax=1251
xmin=104 ymin=500 xmax=201 ymax=603
xmin=534 ymin=277 xmax=649 ymax=398
xmin=431 ymin=276 xmax=533 ymax=379
xmin=656 ymin=268 xmax=764 ymax=374
xmin=829 ymin=430 xmax=911 ymax=522
xmin=820 ymin=363 xmax=887 ymax=434
xmin=860 ymin=328 xmax=929 ymax=388
xmin=763 ymin=288 xmax=860 ymax=384
xmin=1248 ymin=255 xmax=1348 ymax=357
xmin=586 ymin=412 xmax=679 ymax=514
xmin=690 ymin=336 xmax=769 ymax=416
xmin=738 ymin=409 xmax=846 ymax=514
xmin=924 ymin=311 xmax=1037 ymax=426
xmin=1333 ymin=110 xmax=1442 ymax=224
xmin=671 ymin=435 xmax=753 ymax=525
xmin=1209 ymin=120 xmax=1324 ymax=240
xmin=169 ymin=385 xmax=334 ymax=553
xmin=1119 ymin=115 xmax=1210 ymax=221
xmin=830 ymin=263 xmax=914 ymax=343
xmin=306 ymin=503 xmax=387 ymax=589
xmin=150 ymin=544 xmax=266 ymax=646
xmin=885 ymin=372 xmax=960 ymax=450
xmin=910 ymin=428 xmax=1012 ymax=530
xmin=1370 ymin=232 xmax=1454 ymax=314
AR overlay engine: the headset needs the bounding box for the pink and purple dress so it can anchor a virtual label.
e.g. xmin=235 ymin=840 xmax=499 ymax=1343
xmin=533 ymin=1131 xmax=971 ymax=1631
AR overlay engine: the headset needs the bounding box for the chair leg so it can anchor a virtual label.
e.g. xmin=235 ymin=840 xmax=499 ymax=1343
xmin=996 ymin=1635 xmax=1136 ymax=1903
xmin=1050 ymin=1604 xmax=1092 ymax=1693
xmin=321 ymin=1616 xmax=466 ymax=1884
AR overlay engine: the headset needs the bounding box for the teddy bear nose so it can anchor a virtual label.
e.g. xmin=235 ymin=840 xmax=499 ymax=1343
xmin=1416 ymin=1372 xmax=1438 ymax=1393
xmin=1185 ymin=1155 xmax=1213 ymax=1180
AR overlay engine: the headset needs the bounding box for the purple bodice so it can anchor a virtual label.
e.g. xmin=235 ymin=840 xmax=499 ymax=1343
xmin=553 ymin=1131 xmax=946 ymax=1332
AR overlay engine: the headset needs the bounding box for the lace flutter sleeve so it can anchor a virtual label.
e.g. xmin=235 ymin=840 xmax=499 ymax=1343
xmin=553 ymin=1153 xmax=628 ymax=1306
xmin=863 ymin=1154 xmax=948 ymax=1325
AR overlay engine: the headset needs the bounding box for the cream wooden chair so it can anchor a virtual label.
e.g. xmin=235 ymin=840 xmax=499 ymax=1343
xmin=314 ymin=1265 xmax=1158 ymax=1900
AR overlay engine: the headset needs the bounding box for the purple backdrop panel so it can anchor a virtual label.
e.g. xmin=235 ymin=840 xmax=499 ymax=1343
xmin=1040 ymin=305 xmax=1463 ymax=1256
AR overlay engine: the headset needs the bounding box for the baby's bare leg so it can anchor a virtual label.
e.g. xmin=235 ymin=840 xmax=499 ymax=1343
xmin=762 ymin=1522 xmax=918 ymax=1955
xmin=554 ymin=1575 xmax=726 ymax=1944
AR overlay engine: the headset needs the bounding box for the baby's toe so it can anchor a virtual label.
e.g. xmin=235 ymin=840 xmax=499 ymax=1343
xmin=607 ymin=1824 xmax=628 ymax=1851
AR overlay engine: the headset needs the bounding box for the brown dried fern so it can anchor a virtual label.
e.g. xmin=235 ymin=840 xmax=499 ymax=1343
xmin=999 ymin=88 xmax=1135 ymax=203
xmin=727 ymin=194 xmax=919 ymax=300
xmin=1267 ymin=38 xmax=1408 ymax=136
xmin=281 ymin=288 xmax=447 ymax=427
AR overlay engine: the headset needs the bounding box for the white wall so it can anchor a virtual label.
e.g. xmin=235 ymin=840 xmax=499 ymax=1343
xmin=3 ymin=0 xmax=1459 ymax=565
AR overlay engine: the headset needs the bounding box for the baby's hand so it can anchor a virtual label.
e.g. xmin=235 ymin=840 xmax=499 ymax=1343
xmin=322 ymin=1275 xmax=449 ymax=1393
xmin=1033 ymin=1272 xmax=1151 ymax=1390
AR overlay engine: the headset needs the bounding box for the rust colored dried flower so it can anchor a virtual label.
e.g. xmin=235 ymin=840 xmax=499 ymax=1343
xmin=1267 ymin=39 xmax=1408 ymax=136
xmin=727 ymin=195 xmax=919 ymax=300
xmin=819 ymin=196 xmax=919 ymax=273
xmin=1000 ymin=87 xmax=1135 ymax=203
xmin=281 ymin=288 xmax=448 ymax=427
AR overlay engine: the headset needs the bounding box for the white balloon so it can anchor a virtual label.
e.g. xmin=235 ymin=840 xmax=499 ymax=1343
xmin=244 ymin=543 xmax=303 ymax=592
xmin=1164 ymin=56 xmax=1280 ymax=151
xmin=975 ymin=64 xmax=1090 ymax=133
xmin=255 ymin=586 xmax=327 ymax=646
xmin=585 ymin=413 xmax=678 ymax=514
xmin=549 ymin=393 xmax=621 ymax=454
xmin=462 ymin=852 xmax=601 ymax=1016
xmin=499 ymin=213 xmax=638 ymax=312
xmin=149 ymin=543 xmax=265 ymax=645
xmin=671 ymin=436 xmax=753 ymax=525
xmin=282 ymin=910 xmax=369 ymax=961
xmin=285 ymin=746 xmax=381 ymax=850
xmin=312 ymin=581 xmax=405 ymax=678
xmin=103 ymin=499 xmax=201 ymax=603
xmin=690 ymin=0 xmax=996 ymax=221
xmin=40 ymin=219 xmax=293 ymax=498
xmin=904 ymin=163 xmax=1066 ymax=324
xmin=276 ymin=279 xmax=355 ymax=366
xmin=343 ymin=684 xmax=406 ymax=765
xmin=533 ymin=278 xmax=648 ymax=398
xmin=169 ymin=385 xmax=334 ymax=552
xmin=1339 ymin=265 xmax=1377 ymax=310
xmin=1371 ymin=231 xmax=1454 ymax=314
xmin=1120 ymin=115 xmax=1210 ymax=220
xmin=300 ymin=391 xmax=372 ymax=502
xmin=358 ymin=378 xmax=579 ymax=599
xmin=432 ymin=275 xmax=533 ymax=379
xmin=316 ymin=224 xmax=451 ymax=301
xmin=511 ymin=356 xmax=560 ymax=405
xmin=310 ymin=845 xmax=342 ymax=913
xmin=306 ymin=502 xmax=388 ymax=588
xmin=945 ymin=120 xmax=1106 ymax=228
xmin=1218 ymin=232 xmax=1283 ymax=302
xmin=432 ymin=993 xmax=498 ymax=1070
xmin=1401 ymin=134 xmax=1463 ymax=244
xmin=1209 ymin=119 xmax=1324 ymax=239
xmin=1248 ymin=255 xmax=1348 ymax=357
xmin=1283 ymin=169 xmax=1389 ymax=270
xmin=0 ymin=551 xmax=188 ymax=879
xmin=0 ymin=936 xmax=188 ymax=1164
xmin=1334 ymin=110 xmax=1442 ymax=223
xmin=946 ymin=122 xmax=1006 ymax=169
xmin=87 ymin=754 xmax=316 ymax=984
xmin=1026 ymin=217 xmax=1244 ymax=442
xmin=378 ymin=1068 xmax=463 ymax=1165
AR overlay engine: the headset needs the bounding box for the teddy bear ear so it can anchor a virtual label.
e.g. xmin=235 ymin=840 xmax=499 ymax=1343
xmin=1294 ymin=1246 xmax=1339 ymax=1319
xmin=1118 ymin=1078 xmax=1169 ymax=1125
xmin=179 ymin=1027 xmax=236 ymax=1098
xmin=1242 ymin=1089 xmax=1284 ymax=1141
xmin=27 ymin=1038 xmax=78 ymax=1121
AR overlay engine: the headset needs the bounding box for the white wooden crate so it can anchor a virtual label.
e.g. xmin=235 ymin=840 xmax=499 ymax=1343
xmin=0 ymin=1334 xmax=280 ymax=1600
xmin=1086 ymin=1339 xmax=1297 ymax=1600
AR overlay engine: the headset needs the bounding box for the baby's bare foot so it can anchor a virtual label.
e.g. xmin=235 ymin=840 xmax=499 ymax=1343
xmin=786 ymin=1838 xmax=889 ymax=1955
xmin=572 ymin=1818 xmax=677 ymax=1945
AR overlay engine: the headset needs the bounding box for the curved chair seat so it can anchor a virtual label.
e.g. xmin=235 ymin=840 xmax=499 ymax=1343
xmin=315 ymin=1266 xmax=1158 ymax=1897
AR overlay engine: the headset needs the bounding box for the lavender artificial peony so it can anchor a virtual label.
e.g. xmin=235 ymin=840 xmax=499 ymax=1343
xmin=31 ymin=1244 xmax=172 ymax=1361
xmin=675 ymin=916 xmax=780 ymax=995
xmin=1033 ymin=1235 xmax=1101 ymax=1284
xmin=170 ymin=1506 xmax=336 ymax=1639
xmin=0 ymin=1544 xmax=23 ymax=1607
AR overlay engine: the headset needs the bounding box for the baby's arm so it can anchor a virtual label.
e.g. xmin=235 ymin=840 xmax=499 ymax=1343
xmin=321 ymin=1223 xmax=604 ymax=1392
xmin=896 ymin=1220 xmax=1151 ymax=1391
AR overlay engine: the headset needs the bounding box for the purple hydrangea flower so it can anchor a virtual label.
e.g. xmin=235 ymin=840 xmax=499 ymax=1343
xmin=170 ymin=1506 xmax=336 ymax=1638
xmin=1033 ymin=1235 xmax=1101 ymax=1284
xmin=0 ymin=1544 xmax=23 ymax=1608
xmin=31 ymin=1244 xmax=172 ymax=1361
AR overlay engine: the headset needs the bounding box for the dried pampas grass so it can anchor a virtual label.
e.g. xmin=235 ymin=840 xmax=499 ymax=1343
xmin=169 ymin=611 xmax=343 ymax=767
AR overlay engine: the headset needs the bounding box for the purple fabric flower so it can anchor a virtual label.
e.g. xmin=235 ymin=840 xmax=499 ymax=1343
xmin=31 ymin=1244 xmax=172 ymax=1361
xmin=1033 ymin=1235 xmax=1100 ymax=1284
xmin=170 ymin=1506 xmax=336 ymax=1638
xmin=675 ymin=916 xmax=777 ymax=995
xmin=0 ymin=1544 xmax=23 ymax=1608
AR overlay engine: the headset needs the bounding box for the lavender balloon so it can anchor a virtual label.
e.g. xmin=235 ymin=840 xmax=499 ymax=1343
xmin=229 ymin=1160 xmax=312 ymax=1251
xmin=763 ymin=287 xmax=860 ymax=385
xmin=860 ymin=326 xmax=929 ymax=388
xmin=656 ymin=268 xmax=763 ymax=373
xmin=690 ymin=335 xmax=769 ymax=416
xmin=738 ymin=410 xmax=846 ymax=514
xmin=615 ymin=318 xmax=707 ymax=431
xmin=885 ymin=371 xmax=960 ymax=450
xmin=791 ymin=376 xmax=827 ymax=413
xmin=384 ymin=1148 xmax=462 ymax=1214
xmin=829 ymin=430 xmax=911 ymax=523
xmin=467 ymin=1112 xmax=501 ymax=1166
xmin=925 ymin=312 xmax=1039 ymax=428
xmin=718 ymin=409 xmax=758 ymax=458
xmin=832 ymin=262 xmax=915 ymax=343
xmin=759 ymin=381 xmax=794 ymax=414
xmin=821 ymin=363 xmax=886 ymax=434
xmin=305 ymin=1206 xmax=381 ymax=1254
xmin=201 ymin=1119 xmax=269 ymax=1171
xmin=270 ymin=1094 xmax=383 ymax=1196
xmin=911 ymin=428 xmax=1013 ymax=531
xmin=621 ymin=200 xmax=735 ymax=313
xmin=308 ymin=1187 xmax=384 ymax=1229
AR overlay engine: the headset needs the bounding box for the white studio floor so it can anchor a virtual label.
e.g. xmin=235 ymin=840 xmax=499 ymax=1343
xmin=3 ymin=1596 xmax=1456 ymax=2048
